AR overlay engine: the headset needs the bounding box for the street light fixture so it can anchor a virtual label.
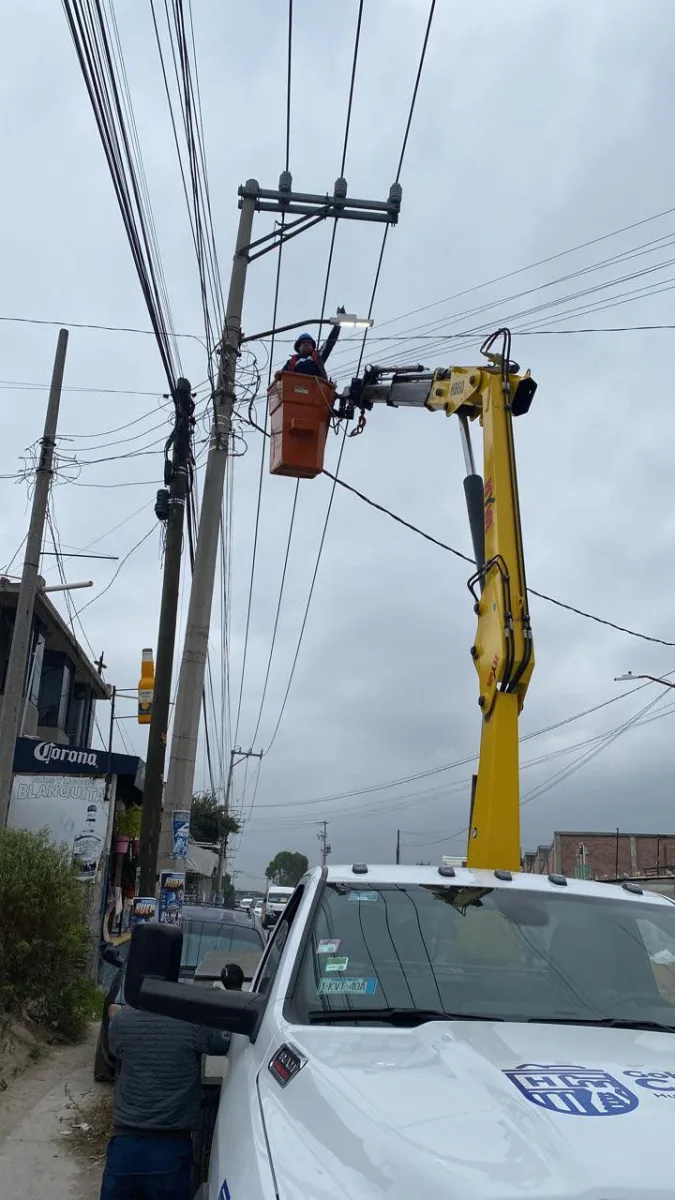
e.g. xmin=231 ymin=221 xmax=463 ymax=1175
xmin=614 ymin=671 xmax=675 ymax=690
xmin=241 ymin=313 xmax=373 ymax=344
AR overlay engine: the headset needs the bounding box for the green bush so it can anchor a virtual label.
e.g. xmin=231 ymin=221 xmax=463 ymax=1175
xmin=0 ymin=827 xmax=92 ymax=1041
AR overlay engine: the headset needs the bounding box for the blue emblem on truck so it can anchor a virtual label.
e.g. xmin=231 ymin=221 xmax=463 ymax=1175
xmin=504 ymin=1064 xmax=639 ymax=1116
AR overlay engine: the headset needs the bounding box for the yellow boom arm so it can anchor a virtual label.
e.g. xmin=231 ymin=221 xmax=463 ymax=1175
xmin=426 ymin=339 xmax=536 ymax=869
xmin=348 ymin=332 xmax=536 ymax=870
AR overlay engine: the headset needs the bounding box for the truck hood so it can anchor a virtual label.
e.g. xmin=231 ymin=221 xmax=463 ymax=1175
xmin=257 ymin=1020 xmax=675 ymax=1199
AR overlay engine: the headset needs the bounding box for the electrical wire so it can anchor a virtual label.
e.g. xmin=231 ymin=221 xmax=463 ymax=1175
xmin=3 ymin=198 xmax=675 ymax=349
xmin=232 ymin=0 xmax=296 ymax=752
xmin=323 ymin=471 xmax=675 ymax=648
xmin=73 ymin=525 xmax=157 ymax=619
xmin=327 ymin=203 xmax=675 ymax=362
xmin=408 ymin=689 xmax=675 ymax=851
xmin=247 ymin=697 xmax=675 ymax=835
xmin=237 ymin=0 xmax=366 ymax=759
xmin=62 ymin=0 xmax=183 ymax=393
xmin=260 ymin=0 xmax=437 ymax=757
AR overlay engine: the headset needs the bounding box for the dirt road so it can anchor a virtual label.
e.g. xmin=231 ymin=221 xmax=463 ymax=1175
xmin=0 ymin=1025 xmax=106 ymax=1200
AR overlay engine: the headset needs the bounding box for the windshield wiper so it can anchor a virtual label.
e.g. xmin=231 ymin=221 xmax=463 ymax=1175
xmin=527 ymin=1016 xmax=675 ymax=1033
xmin=307 ymin=1007 xmax=502 ymax=1026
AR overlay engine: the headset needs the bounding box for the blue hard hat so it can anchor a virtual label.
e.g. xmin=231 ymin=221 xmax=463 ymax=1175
xmin=294 ymin=332 xmax=316 ymax=352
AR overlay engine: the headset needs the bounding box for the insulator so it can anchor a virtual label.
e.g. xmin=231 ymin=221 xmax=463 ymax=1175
xmin=278 ymin=170 xmax=293 ymax=194
xmin=155 ymin=488 xmax=170 ymax=522
xmin=333 ymin=176 xmax=348 ymax=200
xmin=388 ymin=181 xmax=403 ymax=211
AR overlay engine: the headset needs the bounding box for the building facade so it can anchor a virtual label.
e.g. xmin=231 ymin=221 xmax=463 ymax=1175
xmin=522 ymin=830 xmax=675 ymax=880
xmin=0 ymin=577 xmax=109 ymax=745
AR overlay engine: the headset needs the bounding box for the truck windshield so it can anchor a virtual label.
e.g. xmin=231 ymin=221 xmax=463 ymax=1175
xmin=268 ymin=891 xmax=290 ymax=906
xmin=288 ymin=883 xmax=675 ymax=1025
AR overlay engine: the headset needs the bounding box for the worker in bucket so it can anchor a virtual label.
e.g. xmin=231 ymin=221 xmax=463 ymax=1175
xmin=275 ymin=306 xmax=346 ymax=381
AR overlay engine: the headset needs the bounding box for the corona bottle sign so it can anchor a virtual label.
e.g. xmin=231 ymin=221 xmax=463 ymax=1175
xmin=138 ymin=648 xmax=154 ymax=725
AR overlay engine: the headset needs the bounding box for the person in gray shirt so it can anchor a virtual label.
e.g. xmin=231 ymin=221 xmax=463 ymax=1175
xmin=100 ymin=1004 xmax=229 ymax=1200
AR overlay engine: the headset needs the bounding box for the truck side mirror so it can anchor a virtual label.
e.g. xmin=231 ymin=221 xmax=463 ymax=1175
xmin=139 ymin=979 xmax=264 ymax=1036
xmin=125 ymin=922 xmax=183 ymax=1008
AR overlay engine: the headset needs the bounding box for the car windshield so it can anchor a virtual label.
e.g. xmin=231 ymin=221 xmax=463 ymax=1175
xmin=268 ymin=890 xmax=290 ymax=906
xmin=181 ymin=918 xmax=263 ymax=970
xmin=289 ymin=882 xmax=675 ymax=1026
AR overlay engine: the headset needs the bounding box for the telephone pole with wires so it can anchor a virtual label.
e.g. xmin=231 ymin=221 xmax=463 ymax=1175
xmin=0 ymin=329 xmax=69 ymax=825
xmin=138 ymin=378 xmax=195 ymax=895
xmin=214 ymin=745 xmax=263 ymax=902
xmin=317 ymin=820 xmax=331 ymax=867
xmin=163 ymin=174 xmax=401 ymax=819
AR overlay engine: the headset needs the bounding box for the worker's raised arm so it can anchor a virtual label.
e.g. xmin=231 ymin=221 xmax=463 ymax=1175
xmin=319 ymin=306 xmax=346 ymax=364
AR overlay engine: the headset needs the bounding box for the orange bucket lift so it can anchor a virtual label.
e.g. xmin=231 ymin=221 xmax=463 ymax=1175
xmin=268 ymin=372 xmax=335 ymax=478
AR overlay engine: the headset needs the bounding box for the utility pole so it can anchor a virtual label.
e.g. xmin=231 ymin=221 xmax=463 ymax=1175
xmin=0 ymin=328 xmax=69 ymax=826
xmin=214 ymin=745 xmax=262 ymax=902
xmin=164 ymin=174 xmax=402 ymax=818
xmin=396 ymin=829 xmax=401 ymax=865
xmin=163 ymin=182 xmax=258 ymax=818
xmin=317 ymin=820 xmax=331 ymax=867
xmin=138 ymin=379 xmax=195 ymax=896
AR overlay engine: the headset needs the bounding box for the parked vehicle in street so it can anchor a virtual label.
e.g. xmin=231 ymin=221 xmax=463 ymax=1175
xmin=131 ymin=864 xmax=675 ymax=1199
xmin=94 ymin=905 xmax=265 ymax=1082
xmin=260 ymin=884 xmax=293 ymax=930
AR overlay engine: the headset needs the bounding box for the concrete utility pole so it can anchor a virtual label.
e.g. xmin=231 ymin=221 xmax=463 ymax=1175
xmin=214 ymin=745 xmax=263 ymax=901
xmin=138 ymin=379 xmax=195 ymax=895
xmin=0 ymin=328 xmax=69 ymax=825
xmin=163 ymin=182 xmax=258 ymax=817
xmin=317 ymin=820 xmax=331 ymax=867
xmin=164 ymin=174 xmax=402 ymax=818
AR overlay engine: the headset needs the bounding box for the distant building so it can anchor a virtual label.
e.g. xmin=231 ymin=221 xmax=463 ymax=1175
xmin=522 ymin=830 xmax=675 ymax=881
xmin=0 ymin=576 xmax=109 ymax=745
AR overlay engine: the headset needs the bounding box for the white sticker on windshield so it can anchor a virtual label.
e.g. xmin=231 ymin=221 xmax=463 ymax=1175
xmin=324 ymin=956 xmax=349 ymax=973
xmin=318 ymin=977 xmax=377 ymax=996
xmin=348 ymin=891 xmax=378 ymax=902
xmin=317 ymin=939 xmax=341 ymax=954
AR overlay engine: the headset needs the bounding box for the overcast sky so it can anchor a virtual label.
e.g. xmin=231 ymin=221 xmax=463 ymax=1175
xmin=2 ymin=0 xmax=675 ymax=889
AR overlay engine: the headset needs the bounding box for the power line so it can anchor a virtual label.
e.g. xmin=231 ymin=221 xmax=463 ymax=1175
xmin=413 ymin=690 xmax=675 ymax=850
xmin=328 ymin=225 xmax=675 ymax=374
xmin=247 ymin=673 xmax=671 ymax=812
xmin=323 ymin=471 xmax=675 ymax=648
xmin=340 ymin=202 xmax=675 ymax=341
xmin=261 ymin=0 xmax=437 ymax=756
xmin=62 ymin=0 xmax=183 ymax=393
xmin=232 ymin=0 xmax=295 ymax=750
xmin=249 ymin=700 xmax=675 ymax=835
xmin=73 ymin=525 xmax=157 ymax=619
xmin=239 ymin=0 xmax=366 ymax=756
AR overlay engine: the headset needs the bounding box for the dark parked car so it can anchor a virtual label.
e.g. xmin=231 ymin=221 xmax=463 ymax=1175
xmin=94 ymin=905 xmax=265 ymax=1082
